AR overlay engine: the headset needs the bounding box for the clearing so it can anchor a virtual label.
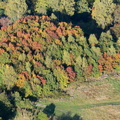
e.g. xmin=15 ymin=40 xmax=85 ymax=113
xmin=36 ymin=74 xmax=120 ymax=120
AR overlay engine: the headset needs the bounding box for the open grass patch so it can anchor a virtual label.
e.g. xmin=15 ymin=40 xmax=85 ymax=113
xmin=107 ymin=77 xmax=120 ymax=92
xmin=36 ymin=77 xmax=120 ymax=119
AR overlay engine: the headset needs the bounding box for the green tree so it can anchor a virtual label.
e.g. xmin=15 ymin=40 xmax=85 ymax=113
xmin=59 ymin=0 xmax=75 ymax=16
xmin=25 ymin=62 xmax=32 ymax=74
xmin=34 ymin=0 xmax=48 ymax=15
xmin=53 ymin=67 xmax=69 ymax=89
xmin=113 ymin=5 xmax=120 ymax=23
xmin=91 ymin=46 xmax=102 ymax=57
xmin=2 ymin=65 xmax=17 ymax=90
xmin=68 ymin=34 xmax=75 ymax=43
xmin=0 ymin=53 xmax=11 ymax=64
xmin=76 ymin=0 xmax=90 ymax=13
xmin=45 ymin=73 xmax=58 ymax=91
xmin=99 ymin=31 xmax=114 ymax=52
xmin=107 ymin=45 xmax=116 ymax=57
xmin=63 ymin=50 xmax=71 ymax=65
xmin=0 ymin=1 xmax=7 ymax=10
xmin=88 ymin=34 xmax=98 ymax=46
xmin=117 ymin=37 xmax=120 ymax=46
xmin=18 ymin=53 xmax=26 ymax=62
xmin=82 ymin=57 xmax=88 ymax=68
xmin=47 ymin=0 xmax=59 ymax=12
xmin=75 ymin=56 xmax=82 ymax=67
xmin=22 ymin=81 xmax=33 ymax=97
xmin=92 ymin=0 xmax=116 ymax=29
xmin=30 ymin=77 xmax=43 ymax=97
xmin=4 ymin=0 xmax=27 ymax=22
xmin=44 ymin=56 xmax=53 ymax=69
xmin=36 ymin=112 xmax=49 ymax=120
xmin=74 ymin=56 xmax=84 ymax=81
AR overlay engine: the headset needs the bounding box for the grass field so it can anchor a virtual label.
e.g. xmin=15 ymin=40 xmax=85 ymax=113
xmin=36 ymin=75 xmax=120 ymax=120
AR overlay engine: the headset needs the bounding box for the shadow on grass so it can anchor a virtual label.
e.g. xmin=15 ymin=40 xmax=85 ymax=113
xmin=43 ymin=103 xmax=56 ymax=117
xmin=43 ymin=103 xmax=82 ymax=120
xmin=78 ymin=101 xmax=120 ymax=109
xmin=57 ymin=112 xmax=82 ymax=120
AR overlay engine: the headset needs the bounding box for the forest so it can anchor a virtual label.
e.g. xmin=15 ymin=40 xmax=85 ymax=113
xmin=0 ymin=0 xmax=120 ymax=120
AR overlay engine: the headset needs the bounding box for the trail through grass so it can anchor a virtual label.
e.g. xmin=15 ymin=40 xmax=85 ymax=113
xmin=37 ymin=76 xmax=120 ymax=120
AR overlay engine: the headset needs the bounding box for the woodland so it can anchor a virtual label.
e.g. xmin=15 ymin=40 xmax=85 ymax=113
xmin=0 ymin=0 xmax=120 ymax=120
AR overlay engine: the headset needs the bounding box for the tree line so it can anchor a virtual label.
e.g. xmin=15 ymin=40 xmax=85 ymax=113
xmin=0 ymin=0 xmax=120 ymax=28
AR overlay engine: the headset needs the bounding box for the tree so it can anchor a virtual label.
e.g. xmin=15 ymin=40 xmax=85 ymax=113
xmin=4 ymin=0 xmax=27 ymax=22
xmin=45 ymin=73 xmax=58 ymax=91
xmin=76 ymin=0 xmax=90 ymax=13
xmin=114 ymin=0 xmax=120 ymax=4
xmin=0 ymin=17 xmax=12 ymax=27
xmin=113 ymin=5 xmax=120 ymax=24
xmin=99 ymin=31 xmax=114 ymax=52
xmin=107 ymin=45 xmax=116 ymax=57
xmin=44 ymin=56 xmax=53 ymax=69
xmin=59 ymin=0 xmax=75 ymax=16
xmin=92 ymin=0 xmax=116 ymax=29
xmin=82 ymin=57 xmax=88 ymax=68
xmin=0 ymin=53 xmax=11 ymax=64
xmin=53 ymin=66 xmax=69 ymax=89
xmin=63 ymin=50 xmax=71 ymax=65
xmin=91 ymin=46 xmax=102 ymax=57
xmin=34 ymin=0 xmax=48 ymax=15
xmin=37 ymin=112 xmax=49 ymax=120
xmin=110 ymin=23 xmax=120 ymax=39
xmin=0 ymin=1 xmax=7 ymax=10
xmin=47 ymin=0 xmax=59 ymax=12
xmin=2 ymin=65 xmax=17 ymax=90
xmin=117 ymin=37 xmax=120 ymax=47
xmin=87 ymin=0 xmax=95 ymax=6
xmin=88 ymin=34 xmax=98 ymax=46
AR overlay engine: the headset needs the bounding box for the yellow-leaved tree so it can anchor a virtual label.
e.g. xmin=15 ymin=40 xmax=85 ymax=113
xmin=53 ymin=66 xmax=69 ymax=89
xmin=4 ymin=0 xmax=27 ymax=22
xmin=92 ymin=0 xmax=116 ymax=29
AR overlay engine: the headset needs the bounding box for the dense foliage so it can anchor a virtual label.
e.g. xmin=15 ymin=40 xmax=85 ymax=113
xmin=0 ymin=14 xmax=120 ymax=97
xmin=0 ymin=0 xmax=120 ymax=119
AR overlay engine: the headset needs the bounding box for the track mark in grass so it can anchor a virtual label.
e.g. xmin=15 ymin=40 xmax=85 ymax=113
xmin=78 ymin=101 xmax=120 ymax=109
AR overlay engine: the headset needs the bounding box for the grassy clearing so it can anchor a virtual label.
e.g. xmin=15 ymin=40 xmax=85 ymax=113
xmin=37 ymin=76 xmax=120 ymax=120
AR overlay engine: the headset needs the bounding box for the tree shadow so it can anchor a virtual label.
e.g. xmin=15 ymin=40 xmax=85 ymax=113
xmin=11 ymin=86 xmax=38 ymax=102
xmin=43 ymin=103 xmax=82 ymax=120
xmin=49 ymin=10 xmax=103 ymax=39
xmin=43 ymin=103 xmax=56 ymax=117
xmin=71 ymin=12 xmax=103 ymax=39
xmin=0 ymin=101 xmax=16 ymax=120
xmin=57 ymin=112 xmax=82 ymax=120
